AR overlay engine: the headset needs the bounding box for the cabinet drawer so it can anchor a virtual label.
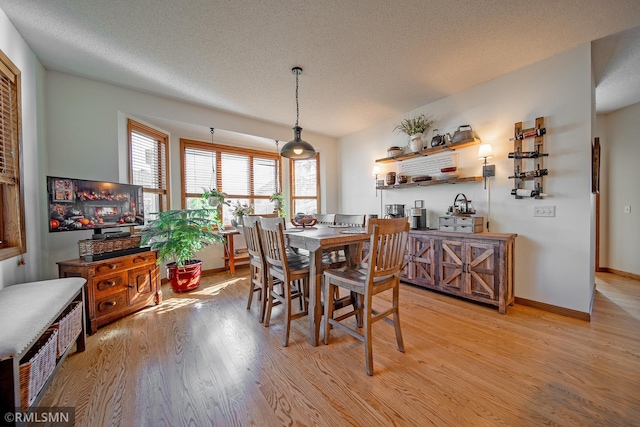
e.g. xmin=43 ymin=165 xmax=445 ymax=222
xmin=455 ymin=224 xmax=484 ymax=233
xmin=94 ymin=273 xmax=127 ymax=297
xmin=456 ymin=216 xmax=483 ymax=226
xmin=439 ymin=224 xmax=456 ymax=232
xmin=93 ymin=252 xmax=157 ymax=276
xmin=439 ymin=216 xmax=456 ymax=226
xmin=95 ymin=291 xmax=127 ymax=316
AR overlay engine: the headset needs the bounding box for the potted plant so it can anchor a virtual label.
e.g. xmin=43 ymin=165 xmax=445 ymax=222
xmin=202 ymin=187 xmax=228 ymax=208
xmin=270 ymin=191 xmax=286 ymax=217
xmin=229 ymin=201 xmax=253 ymax=227
xmin=393 ymin=113 xmax=434 ymax=152
xmin=139 ymin=208 xmax=225 ymax=293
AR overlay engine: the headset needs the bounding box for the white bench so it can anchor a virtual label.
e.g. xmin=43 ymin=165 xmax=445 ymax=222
xmin=0 ymin=278 xmax=86 ymax=420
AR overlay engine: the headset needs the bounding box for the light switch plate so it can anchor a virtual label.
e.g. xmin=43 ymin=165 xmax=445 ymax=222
xmin=534 ymin=206 xmax=555 ymax=217
xmin=624 ymin=205 xmax=631 ymax=214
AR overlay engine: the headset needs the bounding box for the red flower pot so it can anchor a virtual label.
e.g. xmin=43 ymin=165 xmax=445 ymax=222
xmin=167 ymin=260 xmax=202 ymax=293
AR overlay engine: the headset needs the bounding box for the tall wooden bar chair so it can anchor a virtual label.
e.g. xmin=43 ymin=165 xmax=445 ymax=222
xmin=323 ymin=217 xmax=410 ymax=375
xmin=259 ymin=217 xmax=311 ymax=347
xmin=240 ymin=216 xmax=269 ymax=322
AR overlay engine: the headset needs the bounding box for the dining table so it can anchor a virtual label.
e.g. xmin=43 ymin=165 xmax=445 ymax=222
xmin=282 ymin=224 xmax=370 ymax=346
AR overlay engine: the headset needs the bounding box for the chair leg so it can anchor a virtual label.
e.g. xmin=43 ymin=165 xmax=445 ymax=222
xmin=282 ymin=280 xmax=292 ymax=347
xmin=247 ymin=264 xmax=256 ymax=310
xmin=364 ymin=294 xmax=374 ymax=376
xmin=323 ymin=278 xmax=335 ymax=345
xmin=263 ymin=274 xmax=275 ymax=328
xmin=393 ymin=284 xmax=404 ymax=352
xmin=258 ymin=266 xmax=268 ymax=323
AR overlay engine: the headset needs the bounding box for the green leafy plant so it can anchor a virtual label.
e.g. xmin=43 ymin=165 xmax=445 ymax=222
xmin=270 ymin=192 xmax=286 ymax=217
xmin=202 ymin=187 xmax=228 ymax=207
xmin=139 ymin=209 xmax=224 ymax=267
xmin=230 ymin=201 xmax=253 ymax=218
xmin=393 ymin=113 xmax=434 ymax=136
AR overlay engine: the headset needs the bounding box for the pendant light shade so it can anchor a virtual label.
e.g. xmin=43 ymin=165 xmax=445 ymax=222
xmin=281 ymin=67 xmax=316 ymax=159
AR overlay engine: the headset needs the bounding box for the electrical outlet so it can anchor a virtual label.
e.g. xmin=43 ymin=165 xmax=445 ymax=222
xmin=534 ymin=206 xmax=555 ymax=217
xmin=624 ymin=205 xmax=631 ymax=214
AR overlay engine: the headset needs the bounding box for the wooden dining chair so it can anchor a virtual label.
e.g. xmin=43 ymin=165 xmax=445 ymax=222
xmin=240 ymin=216 xmax=269 ymax=322
xmin=334 ymin=214 xmax=366 ymax=227
xmin=314 ymin=213 xmax=335 ymax=225
xmin=259 ymin=217 xmax=311 ymax=347
xmin=323 ymin=217 xmax=410 ymax=375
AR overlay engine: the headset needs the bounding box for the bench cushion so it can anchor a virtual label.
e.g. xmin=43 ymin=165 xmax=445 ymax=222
xmin=0 ymin=278 xmax=85 ymax=360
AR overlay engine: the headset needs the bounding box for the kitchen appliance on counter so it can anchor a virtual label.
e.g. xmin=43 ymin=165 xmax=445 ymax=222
xmin=410 ymin=208 xmax=427 ymax=229
xmin=385 ymin=204 xmax=405 ymax=218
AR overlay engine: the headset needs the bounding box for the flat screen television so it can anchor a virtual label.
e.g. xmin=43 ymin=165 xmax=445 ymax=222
xmin=48 ymin=176 xmax=144 ymax=234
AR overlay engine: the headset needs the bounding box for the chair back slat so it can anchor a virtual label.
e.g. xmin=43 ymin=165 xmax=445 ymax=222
xmin=315 ymin=213 xmax=335 ymax=225
xmin=258 ymin=217 xmax=287 ymax=270
xmin=366 ymin=218 xmax=409 ymax=279
xmin=241 ymin=216 xmax=263 ymax=261
xmin=334 ymin=214 xmax=366 ymax=227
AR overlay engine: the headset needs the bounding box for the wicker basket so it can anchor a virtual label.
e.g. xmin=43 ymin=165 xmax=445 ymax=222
xmin=50 ymin=301 xmax=83 ymax=358
xmin=19 ymin=328 xmax=58 ymax=411
xmin=78 ymin=235 xmax=142 ymax=257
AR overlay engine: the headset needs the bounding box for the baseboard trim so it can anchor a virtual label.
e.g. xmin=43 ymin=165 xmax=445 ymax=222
xmin=515 ymin=297 xmax=591 ymax=322
xmin=599 ymin=267 xmax=640 ymax=282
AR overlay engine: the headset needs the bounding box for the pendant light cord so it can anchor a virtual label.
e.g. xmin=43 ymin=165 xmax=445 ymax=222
xmin=295 ymin=72 xmax=300 ymax=127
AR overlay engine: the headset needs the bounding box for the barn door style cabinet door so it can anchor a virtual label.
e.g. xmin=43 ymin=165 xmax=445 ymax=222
xmin=401 ymin=234 xmax=436 ymax=288
xmin=402 ymin=230 xmax=516 ymax=314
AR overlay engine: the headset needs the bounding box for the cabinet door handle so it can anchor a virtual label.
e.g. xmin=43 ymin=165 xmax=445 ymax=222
xmin=101 ymin=280 xmax=116 ymax=288
xmin=462 ymin=263 xmax=466 ymax=273
xmin=133 ymin=257 xmax=148 ymax=263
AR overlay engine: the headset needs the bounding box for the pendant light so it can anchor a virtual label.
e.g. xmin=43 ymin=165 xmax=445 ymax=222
xmin=280 ymin=67 xmax=316 ymax=159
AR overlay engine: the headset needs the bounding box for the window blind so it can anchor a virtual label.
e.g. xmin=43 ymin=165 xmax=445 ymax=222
xmin=130 ymin=130 xmax=167 ymax=190
xmin=184 ymin=146 xmax=216 ymax=194
xmin=0 ymin=73 xmax=17 ymax=185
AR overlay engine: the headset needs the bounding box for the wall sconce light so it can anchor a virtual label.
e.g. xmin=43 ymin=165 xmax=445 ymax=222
xmin=478 ymin=144 xmax=495 ymax=189
xmin=372 ymin=165 xmax=381 ymax=197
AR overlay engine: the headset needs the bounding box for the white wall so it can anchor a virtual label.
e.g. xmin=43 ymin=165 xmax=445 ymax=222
xmin=597 ymin=102 xmax=640 ymax=275
xmin=0 ymin=9 xmax=47 ymax=289
xmin=43 ymin=72 xmax=339 ymax=278
xmin=339 ymin=44 xmax=595 ymax=314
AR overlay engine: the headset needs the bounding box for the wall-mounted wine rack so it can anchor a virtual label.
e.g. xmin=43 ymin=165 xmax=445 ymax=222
xmin=508 ymin=117 xmax=548 ymax=199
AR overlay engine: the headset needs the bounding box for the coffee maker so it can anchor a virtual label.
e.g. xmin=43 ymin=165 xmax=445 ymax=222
xmin=410 ymin=208 xmax=427 ymax=229
xmin=385 ymin=204 xmax=405 ymax=218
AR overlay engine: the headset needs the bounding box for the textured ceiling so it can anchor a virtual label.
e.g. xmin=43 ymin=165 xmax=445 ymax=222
xmin=1 ymin=0 xmax=640 ymax=138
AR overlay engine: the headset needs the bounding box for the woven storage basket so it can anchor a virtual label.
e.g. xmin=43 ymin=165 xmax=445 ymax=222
xmin=50 ymin=301 xmax=83 ymax=358
xmin=19 ymin=328 xmax=58 ymax=411
xmin=78 ymin=235 xmax=142 ymax=257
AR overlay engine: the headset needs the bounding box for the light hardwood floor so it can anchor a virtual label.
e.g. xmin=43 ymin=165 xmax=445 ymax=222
xmin=41 ymin=271 xmax=640 ymax=426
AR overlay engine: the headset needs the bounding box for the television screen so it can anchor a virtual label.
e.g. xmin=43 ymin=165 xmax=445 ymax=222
xmin=48 ymin=176 xmax=144 ymax=233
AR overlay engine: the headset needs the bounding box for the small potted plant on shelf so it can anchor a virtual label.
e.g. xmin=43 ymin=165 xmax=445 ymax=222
xmin=393 ymin=113 xmax=434 ymax=152
xmin=269 ymin=191 xmax=286 ymax=217
xmin=139 ymin=208 xmax=225 ymax=293
xmin=229 ymin=201 xmax=253 ymax=227
xmin=202 ymin=188 xmax=228 ymax=208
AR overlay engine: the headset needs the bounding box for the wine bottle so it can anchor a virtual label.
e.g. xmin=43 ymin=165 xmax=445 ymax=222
xmin=509 ymin=127 xmax=546 ymax=141
xmin=511 ymin=189 xmax=548 ymax=197
xmin=508 ymin=169 xmax=548 ymax=179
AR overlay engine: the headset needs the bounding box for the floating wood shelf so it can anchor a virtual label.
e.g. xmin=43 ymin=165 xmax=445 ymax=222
xmin=377 ymin=176 xmax=482 ymax=190
xmin=375 ymin=140 xmax=480 ymax=164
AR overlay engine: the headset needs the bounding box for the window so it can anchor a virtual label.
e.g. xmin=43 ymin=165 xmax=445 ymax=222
xmin=290 ymin=154 xmax=319 ymax=215
xmin=128 ymin=120 xmax=169 ymax=220
xmin=180 ymin=138 xmax=281 ymax=225
xmin=0 ymin=50 xmax=25 ymax=259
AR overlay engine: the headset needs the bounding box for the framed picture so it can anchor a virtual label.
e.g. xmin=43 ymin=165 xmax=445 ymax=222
xmin=592 ymin=137 xmax=600 ymax=194
xmin=52 ymin=178 xmax=75 ymax=202
xmin=414 ymin=200 xmax=424 ymax=208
